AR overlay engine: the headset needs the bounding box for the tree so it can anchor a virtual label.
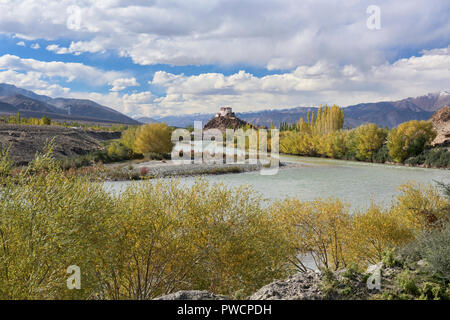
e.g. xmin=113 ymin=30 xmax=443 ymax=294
xmin=133 ymin=123 xmax=173 ymax=155
xmin=387 ymin=121 xmax=436 ymax=163
xmin=353 ymin=123 xmax=387 ymax=161
xmin=120 ymin=126 xmax=139 ymax=150
xmin=40 ymin=116 xmax=51 ymax=125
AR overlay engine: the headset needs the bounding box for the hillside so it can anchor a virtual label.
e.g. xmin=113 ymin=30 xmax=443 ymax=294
xmin=0 ymin=83 xmax=138 ymax=125
xmin=0 ymin=124 xmax=120 ymax=165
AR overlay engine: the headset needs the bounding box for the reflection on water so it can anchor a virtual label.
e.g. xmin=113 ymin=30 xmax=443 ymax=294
xmin=104 ymin=155 xmax=450 ymax=212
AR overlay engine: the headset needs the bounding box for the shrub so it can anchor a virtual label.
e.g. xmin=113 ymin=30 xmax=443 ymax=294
xmin=273 ymin=197 xmax=351 ymax=271
xmin=0 ymin=157 xmax=114 ymax=299
xmin=139 ymin=167 xmax=149 ymax=176
xmin=350 ymin=204 xmax=414 ymax=265
xmin=107 ymin=141 xmax=132 ymax=161
xmin=382 ymin=248 xmax=402 ymax=268
xmin=342 ymin=264 xmax=361 ymax=281
xmin=398 ymin=270 xmax=419 ymax=296
xmin=393 ymin=182 xmax=449 ymax=231
xmin=0 ymin=148 xmax=293 ymax=299
xmin=120 ymin=126 xmax=139 ymax=150
xmin=405 ymin=147 xmax=450 ymax=168
xmin=400 ymin=225 xmax=450 ymax=282
xmin=372 ymin=144 xmax=391 ymax=163
xmin=0 ymin=145 xmax=13 ymax=176
xmin=420 ymin=281 xmax=447 ymax=300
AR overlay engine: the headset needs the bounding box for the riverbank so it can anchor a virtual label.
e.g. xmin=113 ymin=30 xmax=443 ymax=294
xmin=280 ymin=151 xmax=450 ymax=170
xmin=99 ymin=159 xmax=298 ymax=181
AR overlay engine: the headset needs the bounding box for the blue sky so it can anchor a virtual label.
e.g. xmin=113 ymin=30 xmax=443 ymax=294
xmin=0 ymin=0 xmax=449 ymax=118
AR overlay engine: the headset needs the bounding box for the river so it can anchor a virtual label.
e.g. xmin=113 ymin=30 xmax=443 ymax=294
xmin=104 ymin=155 xmax=450 ymax=212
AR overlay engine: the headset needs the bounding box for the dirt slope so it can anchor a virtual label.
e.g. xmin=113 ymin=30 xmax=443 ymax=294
xmin=0 ymin=124 xmax=120 ymax=165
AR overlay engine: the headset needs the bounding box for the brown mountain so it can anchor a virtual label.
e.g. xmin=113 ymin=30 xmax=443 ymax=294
xmin=0 ymin=83 xmax=138 ymax=124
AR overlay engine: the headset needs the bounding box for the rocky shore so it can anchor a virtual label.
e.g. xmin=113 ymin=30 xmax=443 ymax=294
xmin=153 ymin=261 xmax=425 ymax=300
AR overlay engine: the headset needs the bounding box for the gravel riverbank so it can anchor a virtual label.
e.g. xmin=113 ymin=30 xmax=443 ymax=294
xmin=105 ymin=159 xmax=304 ymax=179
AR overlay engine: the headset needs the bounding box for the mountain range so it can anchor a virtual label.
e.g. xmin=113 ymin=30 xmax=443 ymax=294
xmin=152 ymin=92 xmax=450 ymax=129
xmin=0 ymin=83 xmax=138 ymax=125
xmin=1 ymin=83 xmax=449 ymax=128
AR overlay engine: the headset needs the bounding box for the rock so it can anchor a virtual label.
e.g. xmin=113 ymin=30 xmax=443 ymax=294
xmin=416 ymin=259 xmax=429 ymax=268
xmin=249 ymin=271 xmax=323 ymax=300
xmin=155 ymin=263 xmax=409 ymax=300
xmin=430 ymin=106 xmax=450 ymax=146
xmin=154 ymin=290 xmax=229 ymax=300
xmin=366 ymin=262 xmax=383 ymax=275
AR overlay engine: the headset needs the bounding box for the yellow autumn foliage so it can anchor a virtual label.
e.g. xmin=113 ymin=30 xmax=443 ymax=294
xmin=133 ymin=123 xmax=174 ymax=155
xmin=0 ymin=147 xmax=447 ymax=299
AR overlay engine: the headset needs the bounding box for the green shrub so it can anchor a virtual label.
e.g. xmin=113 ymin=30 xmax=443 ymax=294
xmin=107 ymin=141 xmax=132 ymax=161
xmin=420 ymin=281 xmax=447 ymax=300
xmin=342 ymin=264 xmax=360 ymax=281
xmin=320 ymin=268 xmax=339 ymax=299
xmin=372 ymin=144 xmax=391 ymax=163
xmin=400 ymin=225 xmax=450 ymax=281
xmin=0 ymin=145 xmax=13 ymax=176
xmin=405 ymin=148 xmax=450 ymax=168
xmin=382 ymin=248 xmax=402 ymax=268
xmin=398 ymin=270 xmax=419 ymax=295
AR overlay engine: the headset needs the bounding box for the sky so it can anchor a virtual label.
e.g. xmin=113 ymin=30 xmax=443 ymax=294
xmin=0 ymin=0 xmax=449 ymax=118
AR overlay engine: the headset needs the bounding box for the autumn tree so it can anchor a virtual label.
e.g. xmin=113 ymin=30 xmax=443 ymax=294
xmin=133 ymin=123 xmax=173 ymax=155
xmin=353 ymin=123 xmax=387 ymax=161
xmin=40 ymin=116 xmax=51 ymax=125
xmin=387 ymin=120 xmax=436 ymax=163
xmin=120 ymin=126 xmax=139 ymax=150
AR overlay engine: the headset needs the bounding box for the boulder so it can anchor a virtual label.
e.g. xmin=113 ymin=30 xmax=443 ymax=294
xmin=249 ymin=271 xmax=323 ymax=300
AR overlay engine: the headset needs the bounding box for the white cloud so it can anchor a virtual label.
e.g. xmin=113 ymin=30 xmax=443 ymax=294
xmin=68 ymin=90 xmax=157 ymax=116
xmin=0 ymin=69 xmax=70 ymax=96
xmin=0 ymin=54 xmax=128 ymax=87
xmin=16 ymin=41 xmax=25 ymax=47
xmin=0 ymin=54 xmax=138 ymax=98
xmin=109 ymin=77 xmax=139 ymax=91
xmin=46 ymin=44 xmax=74 ymax=55
xmin=0 ymin=0 xmax=448 ymax=69
xmin=144 ymin=48 xmax=450 ymax=116
xmin=6 ymin=46 xmax=444 ymax=118
xmin=30 ymin=43 xmax=40 ymax=49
